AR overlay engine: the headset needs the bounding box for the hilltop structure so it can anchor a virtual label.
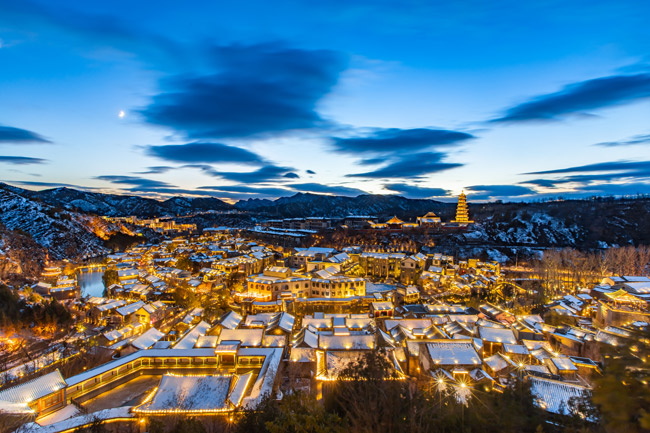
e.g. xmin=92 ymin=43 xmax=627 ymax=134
xmin=451 ymin=191 xmax=474 ymax=226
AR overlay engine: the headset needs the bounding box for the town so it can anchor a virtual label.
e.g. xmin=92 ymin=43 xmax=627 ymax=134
xmin=0 ymin=195 xmax=648 ymax=433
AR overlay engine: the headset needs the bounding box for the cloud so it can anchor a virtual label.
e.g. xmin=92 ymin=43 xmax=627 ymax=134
xmin=594 ymin=133 xmax=650 ymax=147
xmin=572 ymin=182 xmax=650 ymax=196
xmin=520 ymin=160 xmax=650 ymax=189
xmin=146 ymin=142 xmax=266 ymax=165
xmin=0 ymin=125 xmax=51 ymax=143
xmin=134 ymin=166 xmax=174 ymax=174
xmin=383 ymin=183 xmax=450 ymax=199
xmin=0 ymin=0 xmax=185 ymax=67
xmin=198 ymin=185 xmax=293 ymax=197
xmin=6 ymin=180 xmax=87 ymax=188
xmin=306 ymin=170 xmax=316 ymax=174
xmin=347 ymin=152 xmax=462 ymax=179
xmin=467 ymin=184 xmax=537 ymax=200
xmin=332 ymin=128 xmax=473 ymax=155
xmin=289 ymin=183 xmax=367 ymax=196
xmin=492 ymin=73 xmax=650 ymax=123
xmin=527 ymin=160 xmax=650 ymax=175
xmin=0 ymin=156 xmax=47 ymax=165
xmin=95 ymin=175 xmax=172 ymax=189
xmin=205 ymin=165 xmax=299 ymax=183
xmin=140 ymin=43 xmax=347 ymax=138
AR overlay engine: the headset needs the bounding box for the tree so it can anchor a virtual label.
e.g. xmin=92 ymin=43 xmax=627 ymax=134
xmin=101 ymin=269 xmax=119 ymax=291
xmin=176 ymin=256 xmax=193 ymax=272
xmin=236 ymin=393 xmax=345 ymax=433
xmin=592 ymin=327 xmax=650 ymax=433
xmin=173 ymin=286 xmax=198 ymax=309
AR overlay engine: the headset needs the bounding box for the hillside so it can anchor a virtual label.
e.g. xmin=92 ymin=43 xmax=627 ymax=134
xmin=235 ymin=193 xmax=454 ymax=218
xmin=0 ymin=185 xmax=137 ymax=263
xmin=22 ymin=186 xmax=232 ymax=217
xmin=467 ymin=197 xmax=650 ymax=248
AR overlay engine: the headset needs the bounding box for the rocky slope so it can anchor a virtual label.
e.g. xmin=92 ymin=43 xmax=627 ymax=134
xmin=23 ymin=186 xmax=232 ymax=217
xmin=0 ymin=224 xmax=47 ymax=281
xmin=0 ymin=185 xmax=135 ymax=261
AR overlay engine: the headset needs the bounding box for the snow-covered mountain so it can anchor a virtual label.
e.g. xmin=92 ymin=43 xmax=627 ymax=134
xmin=23 ymin=186 xmax=232 ymax=217
xmin=235 ymin=193 xmax=453 ymax=217
xmin=0 ymin=185 xmax=135 ymax=261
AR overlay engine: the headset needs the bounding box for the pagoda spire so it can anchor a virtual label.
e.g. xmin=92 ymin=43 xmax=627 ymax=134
xmin=452 ymin=191 xmax=473 ymax=225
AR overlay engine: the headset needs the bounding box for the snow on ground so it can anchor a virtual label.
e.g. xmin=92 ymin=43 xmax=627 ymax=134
xmin=37 ymin=405 xmax=80 ymax=426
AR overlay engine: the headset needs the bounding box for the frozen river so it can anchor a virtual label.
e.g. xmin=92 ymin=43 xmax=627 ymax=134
xmin=78 ymin=270 xmax=105 ymax=297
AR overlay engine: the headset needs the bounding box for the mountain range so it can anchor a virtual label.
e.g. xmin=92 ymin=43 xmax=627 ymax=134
xmin=1 ymin=182 xmax=649 ymax=282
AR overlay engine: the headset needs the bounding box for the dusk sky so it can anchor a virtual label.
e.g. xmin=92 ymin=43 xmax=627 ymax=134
xmin=1 ymin=0 xmax=649 ymax=202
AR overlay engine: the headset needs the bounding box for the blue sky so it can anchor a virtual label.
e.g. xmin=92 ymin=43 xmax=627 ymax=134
xmin=0 ymin=0 xmax=649 ymax=202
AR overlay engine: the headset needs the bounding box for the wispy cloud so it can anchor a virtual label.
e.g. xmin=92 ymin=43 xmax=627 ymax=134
xmin=332 ymin=128 xmax=473 ymax=155
xmin=289 ymin=182 xmax=367 ymax=196
xmin=492 ymin=73 xmax=650 ymax=123
xmin=0 ymin=125 xmax=51 ymax=144
xmin=467 ymin=184 xmax=536 ymax=200
xmin=95 ymin=175 xmax=172 ymax=189
xmin=594 ymin=133 xmax=650 ymax=147
xmin=347 ymin=152 xmax=462 ymax=179
xmin=146 ymin=142 xmax=266 ymax=165
xmin=0 ymin=156 xmax=47 ymax=164
xmin=383 ymin=183 xmax=450 ymax=199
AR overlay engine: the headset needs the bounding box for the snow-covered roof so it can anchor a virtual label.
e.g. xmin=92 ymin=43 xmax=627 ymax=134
xmin=136 ymin=374 xmax=232 ymax=413
xmin=191 ymin=335 xmax=217 ymax=348
xmin=115 ymin=301 xmax=145 ymax=316
xmin=229 ymin=372 xmax=253 ymax=407
xmin=0 ymin=370 xmax=66 ymax=404
xmin=131 ymin=328 xmax=165 ymax=350
xmin=483 ymin=353 xmax=516 ymax=372
xmin=292 ymin=328 xmax=319 ymax=348
xmin=478 ymin=326 xmax=517 ymax=344
xmin=266 ymin=312 xmax=295 ymax=333
xmin=530 ymin=377 xmax=590 ymax=417
xmin=216 ymin=310 xmax=242 ymax=330
xmin=241 ymin=348 xmax=283 ymax=410
xmin=319 ymin=334 xmax=375 ymax=350
xmin=219 ymin=329 xmax=264 ymax=347
xmin=289 ymin=347 xmax=316 ymax=362
xmin=548 ymin=357 xmax=578 ymax=372
xmin=503 ymin=344 xmax=529 ymax=355
xmin=94 ymin=299 xmax=126 ymax=312
xmin=384 ymin=319 xmax=432 ymax=331
xmin=426 ymin=340 xmax=481 ymax=366
xmin=173 ymin=321 xmax=211 ymax=350
xmin=66 ymin=348 xmax=221 ymax=386
xmin=371 ymin=301 xmax=394 ymax=311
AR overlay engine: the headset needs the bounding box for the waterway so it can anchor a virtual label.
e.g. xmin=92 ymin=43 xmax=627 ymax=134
xmin=78 ymin=270 xmax=106 ymax=297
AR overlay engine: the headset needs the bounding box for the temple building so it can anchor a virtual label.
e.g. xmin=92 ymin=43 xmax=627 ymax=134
xmin=417 ymin=211 xmax=441 ymax=227
xmin=451 ymin=191 xmax=474 ymax=226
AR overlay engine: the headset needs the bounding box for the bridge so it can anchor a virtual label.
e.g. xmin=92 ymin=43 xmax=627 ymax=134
xmin=493 ymin=280 xmax=532 ymax=300
xmin=75 ymin=264 xmax=107 ymax=273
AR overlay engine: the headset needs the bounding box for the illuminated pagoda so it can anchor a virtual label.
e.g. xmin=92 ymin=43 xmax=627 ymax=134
xmin=41 ymin=256 xmax=62 ymax=280
xmin=451 ymin=191 xmax=473 ymax=226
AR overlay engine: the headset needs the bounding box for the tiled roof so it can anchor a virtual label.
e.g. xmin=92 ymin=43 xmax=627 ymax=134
xmin=0 ymin=370 xmax=66 ymax=404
